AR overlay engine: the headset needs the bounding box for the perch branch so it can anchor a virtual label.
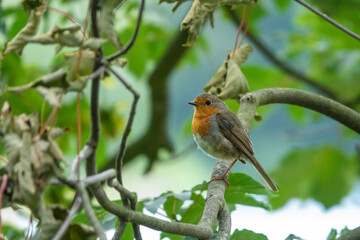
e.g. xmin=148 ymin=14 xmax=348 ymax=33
xmin=294 ymin=0 xmax=360 ymax=42
xmin=217 ymin=201 xmax=231 ymax=240
xmin=337 ymin=226 xmax=360 ymax=240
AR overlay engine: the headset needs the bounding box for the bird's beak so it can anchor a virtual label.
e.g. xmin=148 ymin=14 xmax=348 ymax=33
xmin=188 ymin=101 xmax=199 ymax=106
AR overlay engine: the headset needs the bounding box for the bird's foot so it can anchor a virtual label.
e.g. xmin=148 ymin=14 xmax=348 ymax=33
xmin=207 ymin=175 xmax=229 ymax=187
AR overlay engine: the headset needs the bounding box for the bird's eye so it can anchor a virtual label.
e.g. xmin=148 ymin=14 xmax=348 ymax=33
xmin=205 ymin=100 xmax=211 ymax=105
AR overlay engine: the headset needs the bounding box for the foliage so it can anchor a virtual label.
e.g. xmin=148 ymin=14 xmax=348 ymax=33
xmin=0 ymin=0 xmax=359 ymax=239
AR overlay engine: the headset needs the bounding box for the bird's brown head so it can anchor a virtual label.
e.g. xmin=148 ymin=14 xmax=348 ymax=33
xmin=188 ymin=93 xmax=227 ymax=117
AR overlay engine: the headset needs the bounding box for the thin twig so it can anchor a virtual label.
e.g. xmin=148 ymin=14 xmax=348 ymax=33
xmin=33 ymin=93 xmax=63 ymax=141
xmin=77 ymin=184 xmax=106 ymax=240
xmin=238 ymin=5 xmax=252 ymax=46
xmin=0 ymin=175 xmax=8 ymax=239
xmin=108 ymin=67 xmax=141 ymax=239
xmin=112 ymin=220 xmax=127 ymax=240
xmin=108 ymin=179 xmax=139 ymax=240
xmin=294 ymin=0 xmax=360 ymax=42
xmin=82 ymin=169 xmax=117 ymax=185
xmin=53 ymin=195 xmax=82 ymax=240
xmin=108 ymin=67 xmax=140 ymax=186
xmin=107 ymin=179 xmax=137 ymax=208
xmin=0 ymin=155 xmax=8 ymax=164
xmin=76 ymin=93 xmax=82 ymax=178
xmin=226 ymin=8 xmax=343 ymax=103
xmin=87 ymin=0 xmax=102 ymax=177
xmin=38 ymin=6 xmax=87 ymax=38
xmin=106 ymin=0 xmax=145 ymax=62
xmin=68 ymin=144 xmax=93 ymax=181
xmin=232 ymin=6 xmax=246 ymax=56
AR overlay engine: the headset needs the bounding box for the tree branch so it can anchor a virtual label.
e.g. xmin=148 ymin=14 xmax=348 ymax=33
xmin=337 ymin=226 xmax=360 ymax=240
xmin=101 ymin=29 xmax=189 ymax=172
xmin=239 ymin=88 xmax=360 ymax=134
xmin=294 ymin=0 xmax=360 ymax=42
xmin=226 ymin=8 xmax=343 ymax=103
xmin=77 ymin=184 xmax=106 ymax=240
xmin=53 ymin=195 xmax=82 ymax=240
xmin=108 ymin=67 xmax=140 ymax=186
xmin=106 ymin=0 xmax=145 ymax=62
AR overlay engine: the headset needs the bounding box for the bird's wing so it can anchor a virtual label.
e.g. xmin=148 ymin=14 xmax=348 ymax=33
xmin=216 ymin=112 xmax=279 ymax=192
xmin=215 ymin=112 xmax=254 ymax=157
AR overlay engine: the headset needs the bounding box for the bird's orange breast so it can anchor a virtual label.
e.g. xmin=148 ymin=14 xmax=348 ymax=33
xmin=191 ymin=106 xmax=221 ymax=138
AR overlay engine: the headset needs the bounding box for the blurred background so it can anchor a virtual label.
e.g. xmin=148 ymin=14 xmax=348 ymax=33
xmin=1 ymin=0 xmax=360 ymax=239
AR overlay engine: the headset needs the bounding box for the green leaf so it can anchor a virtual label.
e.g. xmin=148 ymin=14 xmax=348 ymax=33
xmin=287 ymin=105 xmax=306 ymax=124
xmin=224 ymin=173 xmax=273 ymax=210
xmin=3 ymin=224 xmax=25 ymax=240
xmin=99 ymin=0 xmax=123 ymax=49
xmin=63 ymin=49 xmax=95 ymax=82
xmin=285 ymin=234 xmax=304 ymax=240
xmin=191 ymin=181 xmax=208 ymax=192
xmin=340 ymin=226 xmax=350 ymax=236
xmin=270 ymin=146 xmax=358 ymax=209
xmin=274 ymin=0 xmax=290 ymax=10
xmin=164 ymin=196 xmax=184 ymax=221
xmin=119 ymin=222 xmax=135 ymax=240
xmin=144 ymin=191 xmax=191 ymax=214
xmin=180 ymin=0 xmax=218 ymax=47
xmin=182 ymin=118 xmax=193 ymax=137
xmin=64 ymin=223 xmax=96 ymax=240
xmin=230 ymin=229 xmax=268 ymax=240
xmin=160 ymin=232 xmax=185 ymax=240
xmin=181 ymin=192 xmax=205 ymax=224
xmin=326 ymin=228 xmax=337 ymax=240
xmin=224 ymin=99 xmax=240 ymax=114
xmin=1 ymin=8 xmax=42 ymax=57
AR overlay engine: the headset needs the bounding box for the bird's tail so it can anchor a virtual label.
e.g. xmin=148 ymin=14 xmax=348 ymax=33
xmin=248 ymin=155 xmax=278 ymax=192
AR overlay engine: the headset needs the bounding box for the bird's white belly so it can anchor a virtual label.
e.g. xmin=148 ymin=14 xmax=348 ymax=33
xmin=193 ymin=132 xmax=238 ymax=160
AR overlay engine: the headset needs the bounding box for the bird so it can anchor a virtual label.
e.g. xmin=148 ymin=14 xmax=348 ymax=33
xmin=188 ymin=93 xmax=278 ymax=192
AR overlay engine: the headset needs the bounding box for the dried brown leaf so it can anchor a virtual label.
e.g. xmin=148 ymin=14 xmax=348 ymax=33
xmin=99 ymin=0 xmax=123 ymax=49
xmin=181 ymin=0 xmax=218 ymax=47
xmin=64 ymin=49 xmax=95 ymax=82
xmin=1 ymin=9 xmax=42 ymax=57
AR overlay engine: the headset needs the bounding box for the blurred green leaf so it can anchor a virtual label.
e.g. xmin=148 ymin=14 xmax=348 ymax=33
xmin=120 ymin=222 xmax=135 ymax=240
xmin=225 ymin=173 xmax=273 ymax=210
xmin=340 ymin=226 xmax=350 ymax=236
xmin=164 ymin=196 xmax=184 ymax=221
xmin=274 ymin=0 xmax=290 ymax=10
xmin=285 ymin=234 xmax=304 ymax=240
xmin=270 ymin=146 xmax=357 ymax=209
xmin=63 ymin=223 xmax=96 ymax=240
xmin=326 ymin=228 xmax=337 ymax=240
xmin=3 ymin=224 xmax=25 ymax=240
xmin=182 ymin=117 xmax=193 ymax=137
xmin=287 ymin=105 xmax=306 ymax=124
xmin=181 ymin=192 xmax=205 ymax=224
xmin=161 ymin=232 xmax=185 ymax=240
xmin=230 ymin=229 xmax=268 ymax=240
xmin=191 ymin=181 xmax=208 ymax=192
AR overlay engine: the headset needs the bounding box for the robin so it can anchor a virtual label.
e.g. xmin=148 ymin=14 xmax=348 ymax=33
xmin=188 ymin=93 xmax=278 ymax=192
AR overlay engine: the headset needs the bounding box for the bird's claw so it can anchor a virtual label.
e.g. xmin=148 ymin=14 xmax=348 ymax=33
xmin=207 ymin=175 xmax=229 ymax=187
